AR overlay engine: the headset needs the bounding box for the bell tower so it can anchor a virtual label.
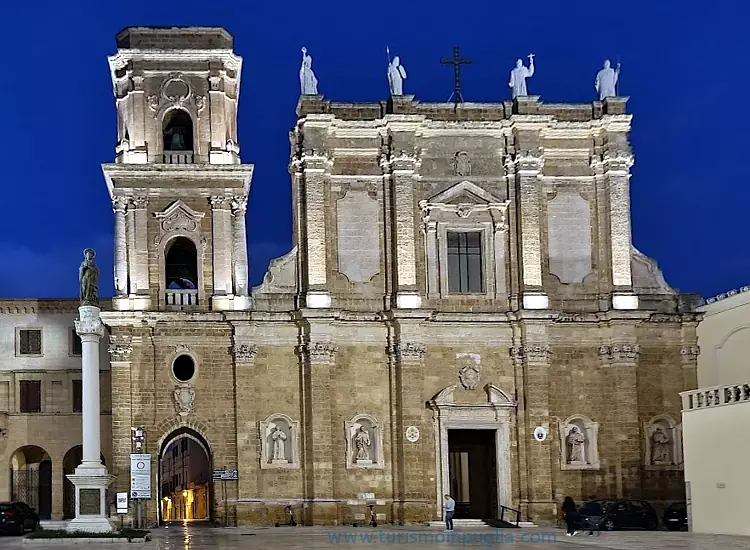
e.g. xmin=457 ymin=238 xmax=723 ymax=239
xmin=102 ymin=27 xmax=254 ymax=311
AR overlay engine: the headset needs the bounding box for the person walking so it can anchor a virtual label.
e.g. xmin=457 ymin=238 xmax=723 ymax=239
xmin=562 ymin=496 xmax=579 ymax=536
xmin=443 ymin=494 xmax=455 ymax=532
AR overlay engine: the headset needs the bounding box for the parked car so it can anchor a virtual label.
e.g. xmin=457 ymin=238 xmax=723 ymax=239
xmin=663 ymin=501 xmax=688 ymax=531
xmin=0 ymin=502 xmax=39 ymax=535
xmin=578 ymin=499 xmax=659 ymax=531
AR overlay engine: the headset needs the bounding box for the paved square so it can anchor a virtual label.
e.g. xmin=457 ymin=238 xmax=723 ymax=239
xmin=3 ymin=523 xmax=749 ymax=549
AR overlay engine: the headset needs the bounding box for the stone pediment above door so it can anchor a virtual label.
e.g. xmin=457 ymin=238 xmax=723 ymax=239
xmin=419 ymin=181 xmax=509 ymax=222
xmin=428 ymin=383 xmax=516 ymax=410
xmin=154 ymin=200 xmax=205 ymax=234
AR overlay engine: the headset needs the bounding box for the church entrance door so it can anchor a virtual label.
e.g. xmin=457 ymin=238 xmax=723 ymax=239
xmin=448 ymin=429 xmax=497 ymax=519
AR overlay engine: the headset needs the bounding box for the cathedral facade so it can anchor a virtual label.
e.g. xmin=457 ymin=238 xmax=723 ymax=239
xmin=101 ymin=27 xmax=698 ymax=527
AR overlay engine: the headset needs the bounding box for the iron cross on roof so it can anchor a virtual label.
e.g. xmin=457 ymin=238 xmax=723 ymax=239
xmin=441 ymin=46 xmax=473 ymax=103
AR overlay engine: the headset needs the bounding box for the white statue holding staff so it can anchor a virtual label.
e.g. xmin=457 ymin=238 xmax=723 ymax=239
xmin=595 ymin=59 xmax=621 ymax=100
xmin=387 ymin=47 xmax=407 ymax=96
xmin=299 ymin=46 xmax=319 ymax=95
xmin=509 ymin=54 xmax=535 ymax=98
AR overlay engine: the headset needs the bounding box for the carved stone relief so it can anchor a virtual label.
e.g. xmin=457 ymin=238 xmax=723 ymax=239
xmin=558 ymin=415 xmax=600 ymax=470
xmin=453 ymin=151 xmax=471 ymax=177
xmin=345 ymin=415 xmax=384 ymax=469
xmin=259 ymin=414 xmax=300 ymax=469
xmin=457 ymin=353 xmax=481 ymax=390
xmin=173 ymin=385 xmax=195 ymax=419
xmin=643 ymin=415 xmax=682 ymax=470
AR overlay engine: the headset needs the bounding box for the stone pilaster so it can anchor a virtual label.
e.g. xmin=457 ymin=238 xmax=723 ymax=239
xmin=510 ymin=319 xmax=555 ymax=522
xmin=385 ymin=151 xmax=421 ymax=309
xmin=231 ymin=196 xmax=249 ymax=297
xmin=300 ymin=151 xmax=331 ymax=308
xmin=210 ymin=196 xmax=233 ymax=297
xmin=388 ymin=315 xmax=429 ymax=523
xmin=511 ymin=151 xmax=548 ymax=309
xmin=601 ymin=150 xmax=637 ymax=310
xmin=299 ymin=324 xmax=338 ymax=524
xmin=208 ymin=73 xmax=227 ymax=155
xmin=108 ymin=334 xmax=134 ymax=521
xmin=112 ymin=197 xmax=128 ymax=296
xmin=129 ymin=197 xmax=149 ymax=295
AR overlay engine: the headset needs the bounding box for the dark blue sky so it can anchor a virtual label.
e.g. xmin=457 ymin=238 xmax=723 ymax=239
xmin=0 ymin=1 xmax=746 ymax=299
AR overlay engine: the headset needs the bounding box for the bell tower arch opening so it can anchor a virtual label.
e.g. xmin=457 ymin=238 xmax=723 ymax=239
xmin=162 ymin=109 xmax=194 ymax=163
xmin=165 ymin=237 xmax=199 ymax=309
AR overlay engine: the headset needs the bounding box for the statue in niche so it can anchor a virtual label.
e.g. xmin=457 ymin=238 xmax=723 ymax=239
xmin=566 ymin=426 xmax=586 ymax=463
xmin=299 ymin=47 xmax=319 ymax=95
xmin=595 ymin=59 xmax=621 ymax=100
xmin=164 ymin=126 xmax=187 ymax=151
xmin=651 ymin=426 xmax=671 ymax=463
xmin=387 ymin=53 xmax=407 ymax=96
xmin=354 ymin=425 xmax=371 ymax=461
xmin=509 ymin=54 xmax=535 ymax=98
xmin=78 ymin=248 xmax=99 ymax=307
xmin=271 ymin=425 xmax=288 ymax=462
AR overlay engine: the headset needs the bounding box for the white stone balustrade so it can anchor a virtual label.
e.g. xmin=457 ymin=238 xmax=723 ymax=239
xmin=681 ymin=382 xmax=750 ymax=412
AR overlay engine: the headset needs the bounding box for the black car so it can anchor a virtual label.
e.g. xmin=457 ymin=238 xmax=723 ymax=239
xmin=663 ymin=501 xmax=688 ymax=531
xmin=0 ymin=502 xmax=39 ymax=535
xmin=578 ymin=499 xmax=659 ymax=531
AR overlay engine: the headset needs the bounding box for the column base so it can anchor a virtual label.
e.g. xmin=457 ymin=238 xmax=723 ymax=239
xmin=66 ymin=467 xmax=116 ymax=533
xmin=612 ymin=293 xmax=639 ymax=310
xmin=212 ymin=294 xmax=252 ymax=311
xmin=522 ymin=293 xmax=549 ymax=309
xmin=112 ymin=295 xmax=151 ymax=311
xmin=396 ymin=292 xmax=421 ymax=309
xmin=305 ymin=291 xmax=331 ymax=309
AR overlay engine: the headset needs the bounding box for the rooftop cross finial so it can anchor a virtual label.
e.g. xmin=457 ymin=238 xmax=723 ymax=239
xmin=440 ymin=46 xmax=472 ymax=104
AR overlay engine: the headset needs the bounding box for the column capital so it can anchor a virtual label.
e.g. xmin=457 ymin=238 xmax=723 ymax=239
xmin=510 ymin=344 xmax=552 ymax=364
xmin=680 ymin=346 xmax=700 ymax=367
xmin=112 ymin=196 xmax=128 ymax=213
xmin=599 ymin=343 xmax=640 ymax=366
xmin=209 ymin=196 xmax=232 ymax=209
xmin=231 ymin=195 xmax=248 ymax=214
xmin=389 ymin=342 xmax=427 ymax=363
xmin=130 ymin=196 xmax=148 ymax=208
xmin=75 ymin=306 xmax=105 ymax=339
xmin=513 ymin=149 xmax=545 ymax=173
xmin=108 ymin=343 xmax=133 ymax=362
xmin=233 ymin=343 xmax=258 ymax=365
xmin=299 ymin=342 xmax=338 ymax=364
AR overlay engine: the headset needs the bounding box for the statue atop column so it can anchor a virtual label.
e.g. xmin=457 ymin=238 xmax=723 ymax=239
xmin=78 ymin=248 xmax=99 ymax=307
xmin=595 ymin=59 xmax=621 ymax=100
xmin=387 ymin=50 xmax=407 ymax=96
xmin=509 ymin=54 xmax=535 ymax=98
xmin=299 ymin=47 xmax=319 ymax=96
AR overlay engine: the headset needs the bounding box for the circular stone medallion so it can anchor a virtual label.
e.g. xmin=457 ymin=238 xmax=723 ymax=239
xmin=405 ymin=426 xmax=420 ymax=443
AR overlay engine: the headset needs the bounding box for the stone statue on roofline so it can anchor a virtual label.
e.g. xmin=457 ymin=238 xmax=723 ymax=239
xmin=509 ymin=54 xmax=535 ymax=98
xmin=299 ymin=47 xmax=319 ymax=95
xmin=595 ymin=59 xmax=621 ymax=100
xmin=387 ymin=48 xmax=407 ymax=95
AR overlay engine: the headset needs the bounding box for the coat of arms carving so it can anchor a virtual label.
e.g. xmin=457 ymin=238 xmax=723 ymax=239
xmin=174 ymin=385 xmax=195 ymax=418
xmin=457 ymin=353 xmax=481 ymax=390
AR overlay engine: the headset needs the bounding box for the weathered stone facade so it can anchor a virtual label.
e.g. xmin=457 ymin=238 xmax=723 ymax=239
xmin=100 ymin=27 xmax=699 ymax=527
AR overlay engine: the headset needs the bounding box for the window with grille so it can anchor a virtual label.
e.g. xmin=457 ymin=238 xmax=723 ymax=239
xmin=447 ymin=232 xmax=484 ymax=293
xmin=72 ymin=380 xmax=82 ymax=413
xmin=71 ymin=329 xmax=82 ymax=356
xmin=19 ymin=380 xmax=41 ymax=413
xmin=18 ymin=329 xmax=42 ymax=355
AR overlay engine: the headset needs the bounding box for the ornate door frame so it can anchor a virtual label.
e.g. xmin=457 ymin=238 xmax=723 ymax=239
xmin=428 ymin=384 xmax=516 ymax=520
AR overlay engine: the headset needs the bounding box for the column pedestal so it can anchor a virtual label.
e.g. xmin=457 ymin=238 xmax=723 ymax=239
xmin=68 ymin=305 xmax=115 ymax=533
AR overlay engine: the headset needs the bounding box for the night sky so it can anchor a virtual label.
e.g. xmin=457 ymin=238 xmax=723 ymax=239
xmin=0 ymin=1 xmax=746 ymax=299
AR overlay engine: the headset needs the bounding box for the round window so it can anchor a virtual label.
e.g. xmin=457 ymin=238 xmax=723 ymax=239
xmin=172 ymin=354 xmax=195 ymax=382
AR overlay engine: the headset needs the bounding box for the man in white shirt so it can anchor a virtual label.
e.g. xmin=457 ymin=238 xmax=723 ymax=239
xmin=443 ymin=494 xmax=455 ymax=531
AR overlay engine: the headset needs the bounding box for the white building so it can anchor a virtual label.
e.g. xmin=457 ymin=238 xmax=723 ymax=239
xmin=681 ymin=285 xmax=750 ymax=536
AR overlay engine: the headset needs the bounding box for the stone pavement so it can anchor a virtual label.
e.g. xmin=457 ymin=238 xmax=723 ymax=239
xmin=2 ymin=522 xmax=749 ymax=549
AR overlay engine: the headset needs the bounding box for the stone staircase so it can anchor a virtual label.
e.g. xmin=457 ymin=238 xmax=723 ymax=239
xmin=427 ymin=518 xmax=538 ymax=529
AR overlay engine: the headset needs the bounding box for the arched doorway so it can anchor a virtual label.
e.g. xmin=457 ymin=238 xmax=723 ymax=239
xmin=62 ymin=446 xmax=107 ymax=520
xmin=158 ymin=428 xmax=212 ymax=523
xmin=9 ymin=446 xmax=52 ymax=519
xmin=165 ymin=237 xmax=198 ymax=309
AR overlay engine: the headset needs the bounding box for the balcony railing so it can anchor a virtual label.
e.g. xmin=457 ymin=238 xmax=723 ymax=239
xmin=166 ymin=289 xmax=198 ymax=310
xmin=681 ymin=382 xmax=750 ymax=411
xmin=162 ymin=151 xmax=194 ymax=164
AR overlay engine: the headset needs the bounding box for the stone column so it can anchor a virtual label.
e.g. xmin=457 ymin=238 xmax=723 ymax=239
xmin=67 ymin=305 xmax=115 ymax=532
xmin=387 ymin=152 xmax=421 ymax=309
xmin=512 ymin=152 xmax=548 ymax=309
xmin=231 ymin=196 xmax=249 ymax=298
xmin=113 ymin=197 xmax=128 ymax=296
xmin=511 ymin=321 xmax=555 ymax=523
xmin=388 ymin=317 xmax=429 ymax=524
xmin=210 ymin=196 xmax=233 ymax=299
xmin=300 ymin=152 xmax=331 ymax=308
xmin=299 ymin=325 xmax=337 ymax=524
xmin=602 ymin=151 xmax=637 ymax=310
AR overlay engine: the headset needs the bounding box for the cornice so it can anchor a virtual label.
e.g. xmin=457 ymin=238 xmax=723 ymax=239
xmin=0 ymin=299 xmax=110 ymax=315
xmin=699 ymin=285 xmax=750 ymax=312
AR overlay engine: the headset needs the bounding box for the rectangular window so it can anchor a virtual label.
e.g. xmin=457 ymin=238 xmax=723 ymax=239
xmin=18 ymin=329 xmax=42 ymax=355
xmin=71 ymin=329 xmax=82 ymax=356
xmin=447 ymin=232 xmax=484 ymax=293
xmin=19 ymin=380 xmax=41 ymax=413
xmin=72 ymin=380 xmax=83 ymax=413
